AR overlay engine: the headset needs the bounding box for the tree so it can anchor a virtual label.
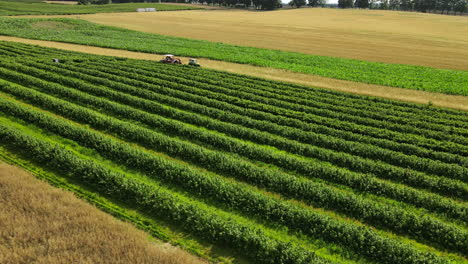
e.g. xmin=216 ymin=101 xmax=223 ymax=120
xmin=435 ymin=0 xmax=450 ymax=12
xmin=453 ymin=0 xmax=467 ymax=13
xmin=261 ymin=0 xmax=281 ymax=9
xmin=252 ymin=0 xmax=262 ymax=8
xmin=389 ymin=0 xmax=401 ymax=9
xmin=400 ymin=0 xmax=412 ymax=9
xmin=379 ymin=0 xmax=389 ymax=8
xmin=338 ymin=0 xmax=353 ymax=7
xmin=413 ymin=0 xmax=435 ymax=12
xmin=289 ymin=0 xmax=306 ymax=7
xmin=308 ymin=0 xmax=325 ymax=6
xmin=355 ymin=0 xmax=369 ymax=8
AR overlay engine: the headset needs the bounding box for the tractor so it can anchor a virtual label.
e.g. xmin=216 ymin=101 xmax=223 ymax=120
xmin=188 ymin=58 xmax=201 ymax=67
xmin=160 ymin=54 xmax=182 ymax=64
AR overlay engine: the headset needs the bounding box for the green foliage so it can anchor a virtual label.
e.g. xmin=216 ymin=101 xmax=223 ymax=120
xmin=289 ymin=0 xmax=307 ymax=8
xmin=78 ymin=0 xmax=111 ymax=5
xmin=355 ymin=0 xmax=369 ymax=8
xmin=0 ymin=17 xmax=467 ymax=95
xmin=0 ymin=87 xmax=458 ymax=264
xmin=4 ymin=59 xmax=468 ymax=202
xmin=338 ymin=0 xmax=354 ymax=7
xmin=308 ymin=0 xmax=326 ymax=6
xmin=0 ymin=2 xmax=199 ymax=16
xmin=0 ymin=41 xmax=467 ymax=264
xmin=0 ymin=124 xmax=326 ymax=264
xmin=1 ymin=66 xmax=467 ymax=248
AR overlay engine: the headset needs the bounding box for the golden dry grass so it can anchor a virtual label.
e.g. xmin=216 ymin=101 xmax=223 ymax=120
xmin=1 ymin=36 xmax=466 ymax=111
xmin=66 ymin=8 xmax=468 ymax=70
xmin=0 ymin=163 xmax=206 ymax=264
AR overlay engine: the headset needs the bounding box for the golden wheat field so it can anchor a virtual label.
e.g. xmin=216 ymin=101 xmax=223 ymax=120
xmin=70 ymin=8 xmax=468 ymax=70
xmin=0 ymin=163 xmax=205 ymax=264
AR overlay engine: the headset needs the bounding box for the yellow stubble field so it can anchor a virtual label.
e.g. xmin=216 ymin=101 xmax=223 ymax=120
xmin=75 ymin=8 xmax=468 ymax=70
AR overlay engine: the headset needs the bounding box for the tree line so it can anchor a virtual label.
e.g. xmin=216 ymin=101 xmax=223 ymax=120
xmin=338 ymin=0 xmax=466 ymax=14
xmin=80 ymin=0 xmax=466 ymax=13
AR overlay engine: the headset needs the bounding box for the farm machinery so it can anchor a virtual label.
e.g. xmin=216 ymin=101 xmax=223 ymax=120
xmin=188 ymin=58 xmax=201 ymax=67
xmin=160 ymin=54 xmax=200 ymax=67
xmin=160 ymin=54 xmax=182 ymax=64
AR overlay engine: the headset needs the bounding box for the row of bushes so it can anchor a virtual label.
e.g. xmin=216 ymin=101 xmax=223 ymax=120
xmin=2 ymin=62 xmax=466 ymax=213
xmin=0 ymin=123 xmax=326 ymax=264
xmin=2 ymin=76 xmax=467 ymax=249
xmin=0 ymin=88 xmax=460 ymax=263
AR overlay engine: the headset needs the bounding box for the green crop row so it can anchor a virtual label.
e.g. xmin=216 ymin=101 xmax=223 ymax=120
xmin=2 ymin=39 xmax=464 ymax=144
xmin=1 ymin=76 xmax=467 ymax=252
xmin=0 ymin=2 xmax=200 ymax=16
xmin=0 ymin=123 xmax=327 ymax=264
xmin=98 ymin=62 xmax=468 ymax=142
xmin=1 ymin=41 xmax=468 ymax=263
xmin=16 ymin=60 xmax=468 ymax=184
xmin=99 ymin=59 xmax=468 ymax=133
xmin=65 ymin=59 xmax=468 ymax=168
xmin=0 ymin=89 xmax=463 ymax=263
xmin=1 ymin=63 xmax=466 ymax=214
xmin=0 ymin=18 xmax=467 ymax=95
xmin=2 ymin=40 xmax=467 ymax=124
xmin=63 ymin=60 xmax=468 ymax=157
xmin=123 ymin=57 xmax=467 ymax=122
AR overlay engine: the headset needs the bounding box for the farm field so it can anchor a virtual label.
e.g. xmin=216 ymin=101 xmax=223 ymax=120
xmin=33 ymin=8 xmax=468 ymax=71
xmin=0 ymin=41 xmax=467 ymax=264
xmin=0 ymin=0 xmax=200 ymax=16
xmin=0 ymin=17 xmax=467 ymax=96
xmin=1 ymin=35 xmax=466 ymax=110
xmin=0 ymin=163 xmax=206 ymax=264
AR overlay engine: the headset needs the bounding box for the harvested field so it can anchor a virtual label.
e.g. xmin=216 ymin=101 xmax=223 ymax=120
xmin=73 ymin=8 xmax=468 ymax=70
xmin=0 ymin=163 xmax=205 ymax=264
xmin=0 ymin=36 xmax=466 ymax=111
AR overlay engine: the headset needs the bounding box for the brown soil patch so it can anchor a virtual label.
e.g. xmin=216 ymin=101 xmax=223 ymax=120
xmin=65 ymin=8 xmax=468 ymax=71
xmin=0 ymin=36 xmax=466 ymax=111
xmin=0 ymin=163 xmax=206 ymax=264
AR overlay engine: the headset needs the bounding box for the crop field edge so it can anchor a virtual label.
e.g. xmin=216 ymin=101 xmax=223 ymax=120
xmin=0 ymin=17 xmax=466 ymax=96
xmin=0 ymin=41 xmax=467 ymax=264
xmin=0 ymin=37 xmax=466 ymax=111
xmin=0 ymin=147 xmax=226 ymax=264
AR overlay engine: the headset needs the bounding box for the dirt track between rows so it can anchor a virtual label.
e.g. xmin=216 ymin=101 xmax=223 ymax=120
xmin=1 ymin=35 xmax=466 ymax=111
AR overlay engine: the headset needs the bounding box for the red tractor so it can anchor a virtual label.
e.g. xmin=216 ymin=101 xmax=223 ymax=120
xmin=160 ymin=54 xmax=182 ymax=64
